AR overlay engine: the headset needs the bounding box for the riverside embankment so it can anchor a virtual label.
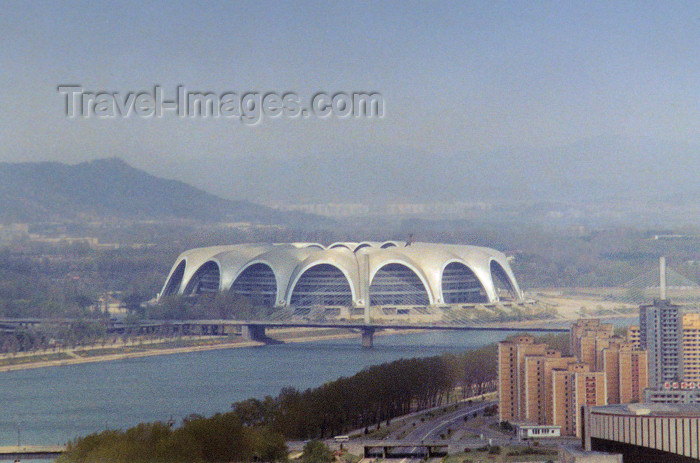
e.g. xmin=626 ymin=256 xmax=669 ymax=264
xmin=0 ymin=327 xmax=370 ymax=373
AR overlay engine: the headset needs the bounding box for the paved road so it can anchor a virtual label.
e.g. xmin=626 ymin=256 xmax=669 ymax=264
xmin=403 ymin=401 xmax=494 ymax=442
xmin=289 ymin=395 xmax=573 ymax=461
xmin=397 ymin=402 xmax=492 ymax=463
xmin=350 ymin=400 xmax=496 ymax=462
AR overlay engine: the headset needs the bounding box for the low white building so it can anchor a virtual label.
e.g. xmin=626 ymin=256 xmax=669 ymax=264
xmin=513 ymin=422 xmax=562 ymax=440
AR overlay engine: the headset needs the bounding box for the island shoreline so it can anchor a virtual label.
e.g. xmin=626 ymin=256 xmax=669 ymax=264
xmin=0 ymin=329 xmax=384 ymax=373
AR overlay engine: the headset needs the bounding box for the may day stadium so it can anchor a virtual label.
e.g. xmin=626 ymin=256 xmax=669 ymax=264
xmin=158 ymin=242 xmax=539 ymax=323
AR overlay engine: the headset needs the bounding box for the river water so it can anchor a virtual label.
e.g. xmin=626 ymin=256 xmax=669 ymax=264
xmin=0 ymin=318 xmax=635 ymax=448
xmin=0 ymin=330 xmax=510 ymax=447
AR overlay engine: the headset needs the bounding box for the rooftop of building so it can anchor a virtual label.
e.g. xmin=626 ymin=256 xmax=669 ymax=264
xmin=511 ymin=421 xmax=561 ymax=429
xmin=640 ymin=298 xmax=682 ymax=308
xmin=589 ymin=402 xmax=700 ymax=417
xmin=499 ymin=334 xmax=537 ymax=344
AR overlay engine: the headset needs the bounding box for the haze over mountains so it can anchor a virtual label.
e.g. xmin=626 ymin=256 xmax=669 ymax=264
xmin=0 ymin=135 xmax=696 ymax=226
xmin=0 ymin=158 xmax=317 ymax=224
xmin=161 ymin=136 xmax=699 ymax=205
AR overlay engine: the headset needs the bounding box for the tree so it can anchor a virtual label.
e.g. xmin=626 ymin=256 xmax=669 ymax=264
xmin=64 ymin=319 xmax=106 ymax=347
xmin=301 ymin=440 xmax=334 ymax=463
xmin=122 ymin=293 xmax=146 ymax=316
xmin=72 ymin=294 xmax=95 ymax=311
xmin=249 ymin=427 xmax=288 ymax=462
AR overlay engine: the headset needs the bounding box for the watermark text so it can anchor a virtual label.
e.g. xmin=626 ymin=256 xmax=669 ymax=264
xmin=57 ymin=85 xmax=384 ymax=125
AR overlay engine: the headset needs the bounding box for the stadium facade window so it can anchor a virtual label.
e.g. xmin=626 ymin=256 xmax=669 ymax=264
xmin=231 ymin=263 xmax=277 ymax=307
xmin=441 ymin=262 xmax=488 ymax=303
xmin=162 ymin=260 xmax=186 ymax=296
xmin=290 ymin=264 xmax=353 ymax=307
xmin=183 ymin=261 xmax=220 ymax=295
xmin=490 ymin=260 xmax=518 ymax=301
xmin=370 ymin=263 xmax=430 ymax=306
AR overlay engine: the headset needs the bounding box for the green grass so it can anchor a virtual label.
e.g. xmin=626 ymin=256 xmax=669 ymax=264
xmin=77 ymin=346 xmax=149 ymax=357
xmin=336 ymin=451 xmax=362 ymax=463
xmin=76 ymin=337 xmax=243 ymax=357
xmin=442 ymin=445 xmax=558 ymax=462
xmin=0 ymin=352 xmax=72 ymax=366
xmin=0 ymin=337 xmax=245 ymax=365
xmin=363 ymin=425 xmax=393 ymax=440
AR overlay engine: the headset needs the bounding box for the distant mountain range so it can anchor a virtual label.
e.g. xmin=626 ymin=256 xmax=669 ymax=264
xmin=2 ymin=134 xmax=697 ymax=226
xmin=0 ymin=158 xmax=320 ymax=224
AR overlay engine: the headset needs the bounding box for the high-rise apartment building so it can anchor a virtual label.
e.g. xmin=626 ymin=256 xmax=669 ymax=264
xmin=498 ymin=335 xmax=547 ymax=422
xmin=594 ymin=337 xmax=648 ymax=404
xmin=499 ymin=334 xmax=593 ymax=436
xmin=680 ymin=312 xmax=700 ymax=382
xmin=543 ymin=352 xmax=580 ymax=424
xmin=522 ymin=354 xmax=546 ymax=423
xmin=521 ymin=348 xmax=579 ymax=424
xmin=552 ymin=363 xmax=607 ymax=437
xmin=499 ymin=319 xmax=649 ymax=437
xmin=570 ymin=319 xmax=648 ymax=405
xmin=570 ymin=319 xmax=614 ymax=369
xmin=639 ymin=299 xmax=681 ymax=388
xmin=626 ymin=325 xmax=640 ymax=349
xmin=598 ymin=338 xmax=622 ymax=404
xmin=617 ymin=343 xmax=648 ymax=403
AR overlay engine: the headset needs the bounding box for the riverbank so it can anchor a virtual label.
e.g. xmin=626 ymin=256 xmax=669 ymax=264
xmin=0 ymin=327 xmax=386 ymax=373
xmin=0 ymin=314 xmax=571 ymax=374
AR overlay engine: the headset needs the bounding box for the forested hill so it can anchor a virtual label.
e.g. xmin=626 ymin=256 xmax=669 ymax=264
xmin=0 ymin=158 xmax=320 ymax=224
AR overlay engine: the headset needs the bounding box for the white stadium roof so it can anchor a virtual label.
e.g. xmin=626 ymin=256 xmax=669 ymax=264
xmin=159 ymin=241 xmax=523 ymax=307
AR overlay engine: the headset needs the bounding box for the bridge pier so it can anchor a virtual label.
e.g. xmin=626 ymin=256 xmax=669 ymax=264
xmin=361 ymin=327 xmax=375 ymax=349
xmin=241 ymin=324 xmax=267 ymax=342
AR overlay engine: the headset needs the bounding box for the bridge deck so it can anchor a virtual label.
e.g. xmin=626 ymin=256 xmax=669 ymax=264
xmin=363 ymin=441 xmax=449 ymax=458
xmin=0 ymin=445 xmax=65 ymax=460
xmin=186 ymin=320 xmax=569 ymax=332
xmin=0 ymin=317 xmax=571 ymax=333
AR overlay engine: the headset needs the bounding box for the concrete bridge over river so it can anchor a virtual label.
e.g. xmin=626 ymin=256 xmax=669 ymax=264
xmin=0 ymin=317 xmax=569 ymax=348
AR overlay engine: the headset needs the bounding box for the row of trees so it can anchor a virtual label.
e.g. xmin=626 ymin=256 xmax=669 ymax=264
xmin=0 ymin=320 xmax=107 ymax=354
xmin=262 ymin=345 xmax=499 ymax=439
xmin=264 ymin=356 xmax=454 ymax=439
xmin=0 ymin=328 xmax=48 ymax=353
xmin=60 ymin=344 xmax=501 ymax=463
xmin=58 ymin=418 xmax=287 ymax=463
xmin=148 ymin=293 xmax=274 ymax=320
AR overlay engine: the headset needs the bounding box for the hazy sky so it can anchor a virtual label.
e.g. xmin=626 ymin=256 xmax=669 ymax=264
xmin=0 ymin=1 xmax=698 ymax=201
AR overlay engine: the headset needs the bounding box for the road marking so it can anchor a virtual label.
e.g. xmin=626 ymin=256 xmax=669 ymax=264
xmin=420 ymin=404 xmax=489 ymax=440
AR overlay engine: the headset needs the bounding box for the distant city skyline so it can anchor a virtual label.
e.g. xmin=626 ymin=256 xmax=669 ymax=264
xmin=0 ymin=1 xmax=698 ymax=206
